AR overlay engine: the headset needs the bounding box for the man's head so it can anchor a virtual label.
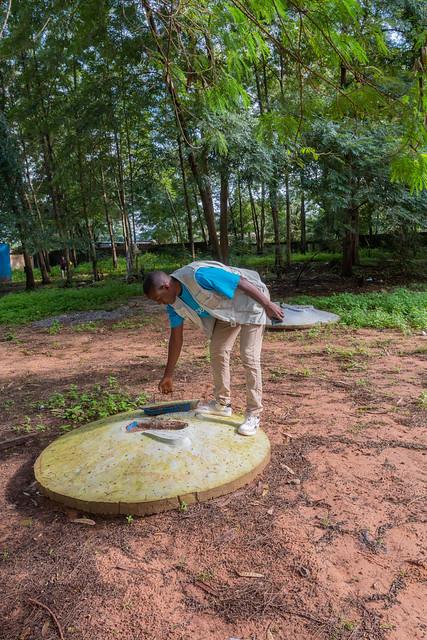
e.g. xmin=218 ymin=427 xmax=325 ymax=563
xmin=143 ymin=271 xmax=180 ymax=305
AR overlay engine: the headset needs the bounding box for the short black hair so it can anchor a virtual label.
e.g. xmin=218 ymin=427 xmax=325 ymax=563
xmin=143 ymin=270 xmax=168 ymax=295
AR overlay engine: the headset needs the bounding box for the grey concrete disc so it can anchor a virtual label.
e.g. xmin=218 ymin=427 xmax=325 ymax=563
xmin=266 ymin=303 xmax=340 ymax=330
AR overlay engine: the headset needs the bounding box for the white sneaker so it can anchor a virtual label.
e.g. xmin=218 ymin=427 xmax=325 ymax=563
xmin=238 ymin=415 xmax=260 ymax=436
xmin=195 ymin=400 xmax=232 ymax=417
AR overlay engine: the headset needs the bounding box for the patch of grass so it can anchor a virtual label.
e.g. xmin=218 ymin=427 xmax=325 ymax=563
xmin=417 ymin=391 xmax=427 ymax=410
xmin=13 ymin=415 xmax=48 ymax=434
xmin=341 ymin=620 xmax=357 ymax=632
xmin=195 ymin=568 xmax=214 ymax=582
xmin=72 ymin=321 xmax=102 ymax=333
xmin=48 ymin=319 xmax=61 ymax=335
xmin=4 ymin=330 xmax=18 ymax=341
xmin=294 ymin=366 xmax=312 ymax=377
xmin=178 ymin=499 xmax=188 ymax=513
xmin=39 ymin=377 xmax=146 ymax=427
xmin=0 ymin=279 xmax=142 ymax=325
xmin=348 ymin=422 xmax=371 ymax=435
xmin=325 ymin=344 xmax=371 ymax=360
xmin=76 ymin=253 xmax=189 ymax=276
xmin=111 ymin=318 xmax=145 ymax=330
xmin=289 ymin=287 xmax=427 ymax=331
xmin=268 ymin=366 xmax=288 ymax=382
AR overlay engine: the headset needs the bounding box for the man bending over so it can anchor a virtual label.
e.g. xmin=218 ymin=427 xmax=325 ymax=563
xmin=143 ymin=260 xmax=283 ymax=436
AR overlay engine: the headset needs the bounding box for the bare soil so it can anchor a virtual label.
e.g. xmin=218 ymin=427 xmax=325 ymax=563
xmin=0 ymin=300 xmax=426 ymax=640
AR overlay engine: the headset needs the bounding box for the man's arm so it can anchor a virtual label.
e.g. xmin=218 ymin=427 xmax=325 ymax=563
xmin=237 ymin=277 xmax=284 ymax=320
xmin=158 ymin=324 xmax=184 ymax=393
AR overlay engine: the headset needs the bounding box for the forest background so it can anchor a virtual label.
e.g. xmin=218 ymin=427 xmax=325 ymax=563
xmin=0 ymin=0 xmax=426 ymax=292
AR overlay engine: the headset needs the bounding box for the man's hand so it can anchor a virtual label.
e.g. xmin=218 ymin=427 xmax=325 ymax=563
xmin=158 ymin=375 xmax=173 ymax=394
xmin=237 ymin=277 xmax=284 ymax=322
xmin=264 ymin=301 xmax=285 ymax=321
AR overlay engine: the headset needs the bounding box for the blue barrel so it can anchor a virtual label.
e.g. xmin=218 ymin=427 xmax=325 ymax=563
xmin=0 ymin=243 xmax=12 ymax=283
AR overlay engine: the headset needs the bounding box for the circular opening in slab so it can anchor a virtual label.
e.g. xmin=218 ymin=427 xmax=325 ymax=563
xmin=125 ymin=419 xmax=188 ymax=433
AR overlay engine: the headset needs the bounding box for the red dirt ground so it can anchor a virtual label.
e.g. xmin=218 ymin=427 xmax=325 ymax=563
xmin=0 ymin=301 xmax=426 ymax=640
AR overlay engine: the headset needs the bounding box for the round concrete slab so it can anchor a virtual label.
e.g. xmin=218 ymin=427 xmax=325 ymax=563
xmin=34 ymin=410 xmax=270 ymax=516
xmin=266 ymin=303 xmax=340 ymax=330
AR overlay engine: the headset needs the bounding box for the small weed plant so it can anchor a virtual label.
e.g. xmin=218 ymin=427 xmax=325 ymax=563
xmin=48 ymin=319 xmax=61 ymax=335
xmin=417 ymin=391 xmax=427 ymax=410
xmin=178 ymin=500 xmax=188 ymax=513
xmin=42 ymin=377 xmax=146 ymax=426
xmin=72 ymin=322 xmax=101 ymax=333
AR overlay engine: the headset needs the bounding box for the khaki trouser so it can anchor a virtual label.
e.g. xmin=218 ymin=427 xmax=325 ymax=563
xmin=210 ymin=319 xmax=264 ymax=417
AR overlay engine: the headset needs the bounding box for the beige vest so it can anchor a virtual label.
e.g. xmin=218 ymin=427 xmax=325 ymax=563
xmin=170 ymin=260 xmax=269 ymax=337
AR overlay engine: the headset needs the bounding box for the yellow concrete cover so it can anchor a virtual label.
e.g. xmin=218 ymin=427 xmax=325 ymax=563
xmin=34 ymin=410 xmax=271 ymax=515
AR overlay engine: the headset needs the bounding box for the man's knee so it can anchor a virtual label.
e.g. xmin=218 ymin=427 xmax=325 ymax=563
xmin=240 ymin=354 xmax=261 ymax=368
xmin=211 ymin=346 xmax=233 ymax=360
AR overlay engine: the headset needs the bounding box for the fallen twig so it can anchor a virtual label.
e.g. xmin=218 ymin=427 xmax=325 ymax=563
xmin=0 ymin=433 xmax=39 ymax=451
xmin=27 ymin=597 xmax=65 ymax=640
xmin=279 ymin=607 xmax=329 ymax=625
xmin=194 ymin=580 xmax=219 ymax=596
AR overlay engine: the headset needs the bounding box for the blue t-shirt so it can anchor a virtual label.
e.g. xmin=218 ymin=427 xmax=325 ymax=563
xmin=167 ymin=267 xmax=241 ymax=328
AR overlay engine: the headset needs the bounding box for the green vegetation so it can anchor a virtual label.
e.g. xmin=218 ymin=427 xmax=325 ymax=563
xmin=0 ymin=1 xmax=425 ymax=291
xmin=0 ymin=280 xmax=142 ymax=325
xmin=3 ymin=257 xmax=427 ymax=332
xmin=12 ymin=246 xmax=424 ymax=286
xmin=418 ymin=392 xmax=427 ymax=410
xmin=291 ymin=287 xmax=427 ymax=331
xmin=11 ymin=379 xmax=146 ymax=435
xmin=39 ymin=377 xmax=146 ymax=430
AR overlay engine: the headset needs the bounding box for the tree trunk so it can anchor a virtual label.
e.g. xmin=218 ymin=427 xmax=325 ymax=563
xmin=73 ymin=59 xmax=99 ymax=283
xmin=178 ymin=136 xmax=195 ymax=259
xmin=228 ymin=195 xmax=238 ymax=241
xmin=141 ymin=0 xmax=220 ymax=258
xmin=219 ymin=166 xmax=229 ymax=264
xmin=86 ymin=222 xmax=99 ymax=281
xmin=38 ymin=251 xmax=50 ymax=285
xmin=188 ymin=151 xmax=221 ymax=259
xmin=21 ymin=133 xmax=50 ymax=279
xmin=237 ymin=174 xmax=244 ymax=241
xmin=16 ymin=222 xmax=35 ymax=290
xmin=368 ymin=210 xmax=373 ymax=242
xmin=23 ymin=249 xmax=35 ymax=290
xmin=285 ymin=171 xmax=291 ymax=267
xmin=101 ymin=166 xmax=118 ymax=269
xmin=64 ymin=245 xmax=73 ymax=286
xmin=114 ymin=128 xmax=134 ymax=276
xmin=300 ymin=185 xmax=306 ymax=254
xmin=166 ymin=191 xmax=186 ymax=250
xmin=70 ymin=246 xmax=78 ymax=267
xmin=193 ymin=186 xmax=208 ymax=248
xmin=43 ymin=250 xmax=51 ymax=273
xmin=25 ymin=50 xmax=69 ymax=276
xmin=269 ymin=185 xmax=282 ymax=269
xmin=342 ymin=207 xmax=358 ymax=276
xmin=260 ymin=183 xmax=266 ymax=253
xmin=248 ymin=183 xmax=261 ymax=254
